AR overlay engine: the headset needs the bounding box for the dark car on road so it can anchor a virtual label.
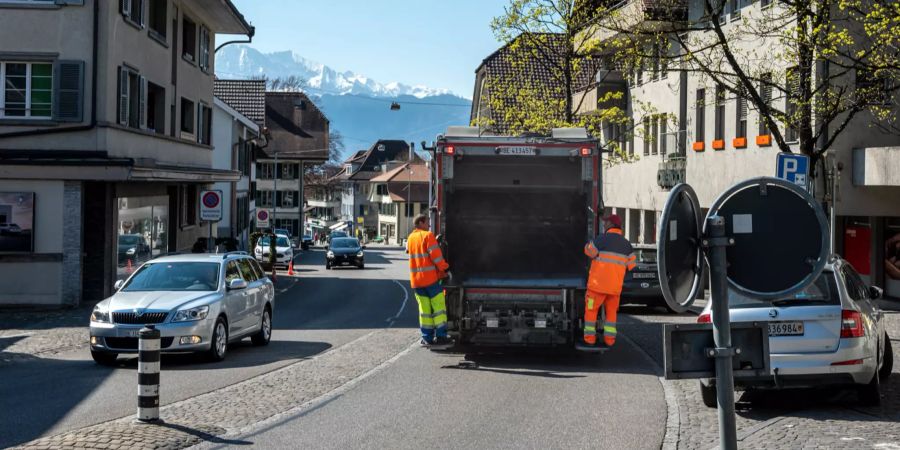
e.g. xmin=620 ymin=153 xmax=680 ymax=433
xmin=620 ymin=245 xmax=667 ymax=308
xmin=326 ymin=237 xmax=365 ymax=269
xmin=301 ymin=234 xmax=313 ymax=250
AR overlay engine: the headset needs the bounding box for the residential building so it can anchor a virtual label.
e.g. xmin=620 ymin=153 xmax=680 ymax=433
xmin=304 ymin=164 xmax=343 ymax=237
xmin=369 ymin=162 xmax=429 ymax=245
xmin=0 ymin=0 xmax=252 ymax=306
xmin=256 ymin=91 xmax=329 ymax=237
xmin=211 ymin=96 xmax=260 ymax=249
xmin=574 ymin=0 xmax=900 ymax=297
xmin=334 ymin=140 xmax=413 ymax=238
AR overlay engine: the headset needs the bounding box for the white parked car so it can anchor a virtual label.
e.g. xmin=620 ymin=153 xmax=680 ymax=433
xmin=697 ymin=257 xmax=892 ymax=406
xmin=255 ymin=234 xmax=294 ymax=267
xmin=89 ymin=253 xmax=275 ymax=364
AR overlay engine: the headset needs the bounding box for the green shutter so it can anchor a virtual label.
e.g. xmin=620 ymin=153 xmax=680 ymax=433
xmin=53 ymin=60 xmax=84 ymax=122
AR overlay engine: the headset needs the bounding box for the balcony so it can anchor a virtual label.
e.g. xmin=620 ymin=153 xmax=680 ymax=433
xmin=572 ymin=70 xmax=628 ymax=115
xmin=657 ymin=130 xmax=687 ymax=190
xmin=582 ymin=0 xmax=687 ymax=45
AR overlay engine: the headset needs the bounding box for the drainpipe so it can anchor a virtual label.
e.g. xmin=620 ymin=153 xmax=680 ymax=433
xmin=0 ymin=0 xmax=99 ymax=139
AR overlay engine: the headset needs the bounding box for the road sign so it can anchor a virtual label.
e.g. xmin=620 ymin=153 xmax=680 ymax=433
xmin=706 ymin=177 xmax=829 ymax=300
xmin=256 ymin=209 xmax=270 ymax=228
xmin=664 ymin=322 xmax=770 ymax=380
xmin=658 ymin=184 xmax=705 ymax=313
xmin=775 ymin=153 xmax=810 ymax=190
xmin=199 ymin=190 xmax=222 ymax=222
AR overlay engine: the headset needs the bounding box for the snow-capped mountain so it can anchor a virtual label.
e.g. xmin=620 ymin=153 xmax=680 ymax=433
xmin=216 ymin=45 xmax=456 ymax=99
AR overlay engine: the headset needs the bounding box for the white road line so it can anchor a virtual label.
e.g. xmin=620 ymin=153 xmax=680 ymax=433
xmin=386 ymin=279 xmax=410 ymax=324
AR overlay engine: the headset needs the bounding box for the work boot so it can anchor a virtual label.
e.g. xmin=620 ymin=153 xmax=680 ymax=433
xmin=419 ymin=337 xmax=433 ymax=347
xmin=432 ymin=336 xmax=453 ymax=347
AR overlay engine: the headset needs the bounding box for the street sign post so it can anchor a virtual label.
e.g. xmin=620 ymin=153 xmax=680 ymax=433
xmin=659 ymin=177 xmax=829 ymax=450
xmin=775 ymin=153 xmax=810 ymax=191
xmin=256 ymin=209 xmax=270 ymax=229
xmin=199 ymin=190 xmax=222 ymax=251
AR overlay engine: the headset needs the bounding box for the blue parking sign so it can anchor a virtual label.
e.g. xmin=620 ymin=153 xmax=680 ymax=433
xmin=776 ymin=153 xmax=810 ymax=190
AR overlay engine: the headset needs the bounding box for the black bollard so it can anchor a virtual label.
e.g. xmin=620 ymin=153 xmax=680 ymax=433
xmin=137 ymin=325 xmax=161 ymax=422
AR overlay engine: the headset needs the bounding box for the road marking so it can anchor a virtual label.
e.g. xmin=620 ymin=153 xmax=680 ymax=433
xmin=0 ymin=333 xmax=33 ymax=339
xmin=386 ymin=279 xmax=409 ymax=325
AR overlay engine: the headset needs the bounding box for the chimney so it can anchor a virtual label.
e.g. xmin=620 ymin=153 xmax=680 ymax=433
xmin=409 ymin=142 xmax=415 ymax=162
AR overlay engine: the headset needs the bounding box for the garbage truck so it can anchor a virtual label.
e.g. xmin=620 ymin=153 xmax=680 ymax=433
xmin=429 ymin=126 xmax=601 ymax=348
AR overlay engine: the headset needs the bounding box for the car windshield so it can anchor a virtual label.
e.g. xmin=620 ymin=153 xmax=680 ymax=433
xmin=119 ymin=235 xmax=143 ymax=245
xmin=122 ymin=262 xmax=220 ymax=291
xmin=259 ymin=237 xmax=291 ymax=247
xmin=331 ymin=238 xmax=359 ymax=249
xmin=727 ymin=272 xmax=839 ymax=308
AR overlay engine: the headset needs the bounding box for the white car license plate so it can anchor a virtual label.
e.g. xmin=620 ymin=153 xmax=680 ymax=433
xmin=768 ymin=321 xmax=804 ymax=336
xmin=497 ymin=146 xmax=536 ymax=156
xmin=120 ymin=328 xmax=140 ymax=338
xmin=633 ymin=272 xmax=656 ymax=279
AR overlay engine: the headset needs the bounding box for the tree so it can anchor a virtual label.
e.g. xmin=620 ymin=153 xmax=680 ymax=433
xmin=481 ymin=0 xmax=652 ymax=160
xmin=583 ymin=0 xmax=900 ymax=176
xmin=328 ymin=130 xmax=345 ymax=163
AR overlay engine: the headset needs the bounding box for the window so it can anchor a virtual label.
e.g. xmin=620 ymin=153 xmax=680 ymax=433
xmin=359 ymin=205 xmax=367 ymax=217
xmin=279 ymin=191 xmax=295 ymax=208
xmin=197 ymin=103 xmax=211 ymax=145
xmin=695 ymin=89 xmax=705 ymax=142
xmin=238 ymin=140 xmax=252 ymax=176
xmin=121 ymin=0 xmax=145 ymax=27
xmin=199 ymin=26 xmax=211 ymax=71
xmin=758 ymin=73 xmax=772 ymax=135
xmin=659 ymin=115 xmax=668 ymax=155
xmin=237 ymin=258 xmax=257 ymax=282
xmin=236 ymin=195 xmax=249 ymax=233
xmin=376 ymin=184 xmax=388 ymax=196
xmin=179 ymin=184 xmax=197 ymax=227
xmin=842 ymin=266 xmax=869 ymax=301
xmin=257 ymin=190 xmax=274 ymax=207
xmin=405 ymin=204 xmax=416 ymax=216
xmin=225 ymin=261 xmax=241 ymax=284
xmin=148 ymin=0 xmax=167 ymax=38
xmin=146 ymin=81 xmax=165 ymax=134
xmin=856 ymin=69 xmax=892 ymax=106
xmin=785 ymin=66 xmax=799 ymax=142
xmin=651 ymin=116 xmax=659 ymax=155
xmin=761 ymin=0 xmax=772 ymax=8
xmin=257 ymin=163 xmax=274 ymax=180
xmin=643 ymin=116 xmax=651 ymax=155
xmin=735 ymin=94 xmax=747 ymax=139
xmin=280 ymin=163 xmax=296 ymax=180
xmin=714 ymin=84 xmax=725 ymax=141
xmin=0 ymin=62 xmax=52 ymax=119
xmin=118 ymin=66 xmax=144 ymax=129
xmin=182 ymin=15 xmax=197 ymax=62
xmin=180 ymin=97 xmax=194 ymax=136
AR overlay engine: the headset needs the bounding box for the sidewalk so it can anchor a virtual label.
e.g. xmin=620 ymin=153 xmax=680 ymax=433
xmin=0 ymin=304 xmax=95 ymax=364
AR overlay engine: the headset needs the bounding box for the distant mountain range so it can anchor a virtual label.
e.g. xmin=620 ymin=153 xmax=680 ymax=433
xmin=216 ymin=45 xmax=472 ymax=159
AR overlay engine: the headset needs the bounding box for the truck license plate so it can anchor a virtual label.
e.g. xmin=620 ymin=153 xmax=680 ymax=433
xmin=534 ymin=320 xmax=547 ymax=328
xmin=768 ymin=321 xmax=804 ymax=336
xmin=497 ymin=146 xmax=536 ymax=156
xmin=486 ymin=319 xmax=499 ymax=328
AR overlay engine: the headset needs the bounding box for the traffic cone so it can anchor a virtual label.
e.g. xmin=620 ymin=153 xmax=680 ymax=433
xmin=287 ymin=260 xmax=295 ymax=276
xmin=126 ymin=259 xmax=134 ymax=274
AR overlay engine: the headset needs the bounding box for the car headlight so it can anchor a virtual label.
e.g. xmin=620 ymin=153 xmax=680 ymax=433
xmin=327 ymin=251 xmax=335 ymax=258
xmin=126 ymin=247 xmax=136 ymax=255
xmin=172 ymin=305 xmax=210 ymax=322
xmin=255 ymin=247 xmax=262 ymax=254
xmin=356 ymin=251 xmax=364 ymax=257
xmin=90 ymin=306 xmax=110 ymax=323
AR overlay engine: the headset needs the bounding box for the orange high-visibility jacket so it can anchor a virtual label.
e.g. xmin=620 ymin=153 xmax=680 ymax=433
xmin=584 ymin=227 xmax=636 ymax=295
xmin=407 ymin=229 xmax=450 ymax=288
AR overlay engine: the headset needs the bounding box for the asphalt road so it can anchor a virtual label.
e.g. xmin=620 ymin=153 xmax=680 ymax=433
xmin=0 ymin=246 xmax=416 ymax=448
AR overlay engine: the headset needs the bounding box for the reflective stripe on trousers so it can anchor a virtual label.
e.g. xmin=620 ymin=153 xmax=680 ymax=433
xmin=414 ymin=283 xmax=447 ymax=339
xmin=583 ymin=291 xmax=619 ymax=346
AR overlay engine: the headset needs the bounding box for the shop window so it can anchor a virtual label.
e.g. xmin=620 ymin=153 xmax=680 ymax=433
xmin=885 ymin=218 xmax=900 ymax=288
xmin=116 ymin=195 xmax=168 ymax=280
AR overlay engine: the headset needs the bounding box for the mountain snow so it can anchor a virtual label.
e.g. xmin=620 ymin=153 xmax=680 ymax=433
xmin=216 ymin=45 xmax=457 ymax=99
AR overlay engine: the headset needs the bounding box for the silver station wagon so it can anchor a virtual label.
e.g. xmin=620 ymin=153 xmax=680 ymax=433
xmin=89 ymin=253 xmax=275 ymax=364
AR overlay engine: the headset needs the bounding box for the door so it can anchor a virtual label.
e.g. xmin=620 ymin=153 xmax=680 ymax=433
xmin=237 ymin=258 xmax=263 ymax=332
xmin=224 ymin=261 xmax=249 ymax=335
xmin=841 ymin=264 xmax=884 ymax=345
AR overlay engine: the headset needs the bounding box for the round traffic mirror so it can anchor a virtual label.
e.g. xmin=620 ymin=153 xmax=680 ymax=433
xmin=658 ymin=184 xmax=705 ymax=313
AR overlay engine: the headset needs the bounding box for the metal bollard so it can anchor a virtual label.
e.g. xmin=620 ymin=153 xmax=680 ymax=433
xmin=137 ymin=325 xmax=161 ymax=422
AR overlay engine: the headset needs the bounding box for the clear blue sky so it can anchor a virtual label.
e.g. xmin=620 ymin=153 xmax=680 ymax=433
xmin=229 ymin=0 xmax=507 ymax=98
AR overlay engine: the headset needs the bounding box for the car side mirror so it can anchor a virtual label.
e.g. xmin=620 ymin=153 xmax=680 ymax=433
xmin=114 ymin=280 xmax=125 ymax=290
xmin=228 ymin=279 xmax=248 ymax=290
xmin=362 ymin=245 xmax=367 ymax=249
xmin=869 ymin=286 xmax=883 ymax=300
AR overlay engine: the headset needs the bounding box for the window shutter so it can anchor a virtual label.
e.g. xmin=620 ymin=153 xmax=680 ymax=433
xmin=118 ymin=67 xmax=129 ymax=126
xmin=196 ymin=104 xmax=203 ymax=143
xmin=139 ymin=76 xmax=147 ymax=129
xmin=52 ymin=60 xmax=84 ymax=122
xmin=140 ymin=0 xmax=146 ymax=27
xmin=121 ymin=0 xmax=130 ymax=16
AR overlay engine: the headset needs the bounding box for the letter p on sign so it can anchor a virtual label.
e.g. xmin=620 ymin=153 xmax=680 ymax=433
xmin=776 ymin=153 xmax=810 ymax=191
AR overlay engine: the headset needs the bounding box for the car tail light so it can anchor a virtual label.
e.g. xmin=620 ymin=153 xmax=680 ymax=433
xmin=580 ymin=147 xmax=592 ymax=157
xmin=840 ymin=310 xmax=864 ymax=338
xmin=831 ymin=359 xmax=864 ymax=366
xmin=445 ymin=146 xmax=455 ymax=155
xmin=697 ymin=312 xmax=711 ymax=323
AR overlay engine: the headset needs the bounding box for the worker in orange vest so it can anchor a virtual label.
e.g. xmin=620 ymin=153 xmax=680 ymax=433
xmin=583 ymin=214 xmax=636 ymax=347
xmin=407 ymin=214 xmax=452 ymax=347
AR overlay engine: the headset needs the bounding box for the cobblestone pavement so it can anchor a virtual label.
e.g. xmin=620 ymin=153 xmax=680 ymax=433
xmin=619 ymin=299 xmax=900 ymax=450
xmin=12 ymin=327 xmax=418 ymax=450
xmin=0 ymin=304 xmax=94 ymax=364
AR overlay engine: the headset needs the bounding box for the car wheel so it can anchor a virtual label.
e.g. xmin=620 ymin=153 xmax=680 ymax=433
xmin=858 ymin=370 xmax=882 ymax=406
xmin=880 ymin=333 xmax=893 ymax=381
xmin=358 ymin=263 xmax=365 ymax=269
xmin=325 ymin=263 xmax=331 ymax=270
xmin=251 ymin=307 xmax=273 ymax=346
xmin=91 ymin=350 xmax=118 ymax=366
xmin=206 ymin=317 xmax=228 ymax=362
xmin=699 ymin=381 xmax=718 ymax=408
